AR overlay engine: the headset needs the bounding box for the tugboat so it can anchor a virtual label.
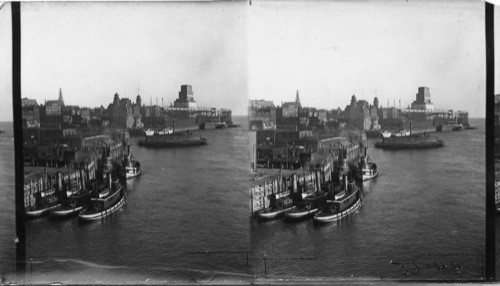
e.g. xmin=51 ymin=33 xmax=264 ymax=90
xmin=357 ymin=147 xmax=378 ymax=181
xmin=257 ymin=192 xmax=295 ymax=221
xmin=78 ymin=174 xmax=125 ymax=221
xmin=284 ymin=173 xmax=326 ymax=221
xmin=284 ymin=200 xmax=319 ymax=221
xmin=25 ymin=187 xmax=61 ymax=218
xmin=121 ymin=145 xmax=141 ymax=179
xmin=313 ymin=175 xmax=362 ymax=224
xmin=51 ymin=188 xmax=92 ymax=218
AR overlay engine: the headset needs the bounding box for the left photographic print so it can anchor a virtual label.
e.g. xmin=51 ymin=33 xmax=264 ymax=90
xmin=0 ymin=2 xmax=250 ymax=284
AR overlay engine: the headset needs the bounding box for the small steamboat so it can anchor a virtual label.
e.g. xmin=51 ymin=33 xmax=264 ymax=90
xmin=121 ymin=145 xmax=141 ymax=179
xmin=313 ymin=175 xmax=361 ymax=224
xmin=78 ymin=176 xmax=125 ymax=221
xmin=357 ymin=147 xmax=378 ymax=181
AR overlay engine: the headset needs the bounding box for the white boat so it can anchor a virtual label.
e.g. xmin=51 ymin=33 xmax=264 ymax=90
xmin=122 ymin=146 xmax=142 ymax=179
xmin=357 ymin=147 xmax=378 ymax=181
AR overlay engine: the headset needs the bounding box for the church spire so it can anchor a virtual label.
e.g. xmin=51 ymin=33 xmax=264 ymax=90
xmin=58 ymin=88 xmax=64 ymax=105
xmin=295 ymin=90 xmax=300 ymax=105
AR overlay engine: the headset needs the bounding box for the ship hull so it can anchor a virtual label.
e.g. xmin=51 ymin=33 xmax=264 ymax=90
xmin=51 ymin=205 xmax=84 ymax=217
xmin=313 ymin=198 xmax=361 ymax=224
xmin=375 ymin=138 xmax=444 ymax=149
xmin=138 ymin=138 xmax=207 ymax=147
xmin=358 ymin=170 xmax=378 ymax=181
xmin=284 ymin=208 xmax=319 ymax=221
xmin=125 ymin=169 xmax=142 ymax=179
xmin=78 ymin=195 xmax=126 ymax=221
xmin=26 ymin=203 xmax=61 ymax=218
xmin=257 ymin=206 xmax=295 ymax=221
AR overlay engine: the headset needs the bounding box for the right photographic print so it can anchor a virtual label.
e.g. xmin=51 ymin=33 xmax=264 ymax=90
xmin=248 ymin=0 xmax=486 ymax=280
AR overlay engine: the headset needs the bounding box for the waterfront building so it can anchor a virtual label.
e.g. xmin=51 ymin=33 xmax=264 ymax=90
xmin=342 ymin=95 xmax=372 ymax=130
xmin=21 ymin=98 xmax=40 ymax=128
xmin=174 ymin=85 xmax=197 ymax=109
xmin=107 ymin=93 xmax=134 ymax=129
xmin=411 ymin=87 xmax=434 ymax=110
xmin=248 ymin=100 xmax=277 ymax=130
xmin=22 ymin=98 xmax=38 ymax=107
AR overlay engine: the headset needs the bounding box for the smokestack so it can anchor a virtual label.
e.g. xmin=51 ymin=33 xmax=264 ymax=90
xmin=80 ymin=168 xmax=85 ymax=190
xmin=57 ymin=172 xmax=62 ymax=191
xmin=292 ymin=173 xmax=297 ymax=193
xmin=343 ymin=174 xmax=348 ymax=191
xmin=315 ymin=170 xmax=321 ymax=193
xmin=108 ymin=172 xmax=112 ymax=189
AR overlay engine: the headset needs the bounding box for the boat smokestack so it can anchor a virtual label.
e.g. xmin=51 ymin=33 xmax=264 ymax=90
xmin=57 ymin=172 xmax=62 ymax=191
xmin=343 ymin=174 xmax=348 ymax=191
xmin=80 ymin=168 xmax=85 ymax=190
xmin=108 ymin=172 xmax=112 ymax=189
xmin=292 ymin=173 xmax=297 ymax=193
xmin=315 ymin=170 xmax=321 ymax=192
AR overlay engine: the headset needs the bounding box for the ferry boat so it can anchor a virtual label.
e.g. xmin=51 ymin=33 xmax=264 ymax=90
xmin=375 ymin=123 xmax=445 ymax=150
xmin=51 ymin=188 xmax=92 ymax=218
xmin=313 ymin=176 xmax=361 ymax=224
xmin=78 ymin=176 xmax=125 ymax=221
xmin=257 ymin=192 xmax=295 ymax=221
xmin=121 ymin=146 xmax=141 ymax=179
xmin=25 ymin=188 xmax=61 ymax=218
xmin=138 ymin=130 xmax=207 ymax=147
xmin=357 ymin=147 xmax=378 ymax=181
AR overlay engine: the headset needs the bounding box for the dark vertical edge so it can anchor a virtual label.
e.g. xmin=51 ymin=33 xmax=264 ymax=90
xmin=485 ymin=1 xmax=495 ymax=281
xmin=11 ymin=2 xmax=25 ymax=272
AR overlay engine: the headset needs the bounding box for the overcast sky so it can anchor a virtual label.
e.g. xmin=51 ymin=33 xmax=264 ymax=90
xmin=249 ymin=0 xmax=486 ymax=117
xmin=0 ymin=1 xmax=492 ymax=121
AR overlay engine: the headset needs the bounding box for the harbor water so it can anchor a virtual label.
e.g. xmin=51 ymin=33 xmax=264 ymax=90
xmin=0 ymin=118 xmax=491 ymax=282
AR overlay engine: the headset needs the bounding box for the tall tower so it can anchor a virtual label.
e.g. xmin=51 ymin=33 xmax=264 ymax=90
xmin=374 ymin=97 xmax=379 ymax=109
xmin=58 ymin=88 xmax=64 ymax=105
xmin=136 ymin=94 xmax=142 ymax=107
xmin=295 ymin=90 xmax=300 ymax=105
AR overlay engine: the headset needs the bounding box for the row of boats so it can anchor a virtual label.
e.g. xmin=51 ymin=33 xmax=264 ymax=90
xmin=25 ymin=146 xmax=142 ymax=221
xmin=256 ymin=148 xmax=378 ymax=224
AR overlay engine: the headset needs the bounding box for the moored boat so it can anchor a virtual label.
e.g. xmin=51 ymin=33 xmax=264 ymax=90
xmin=138 ymin=131 xmax=207 ymax=147
xmin=78 ymin=176 xmax=125 ymax=221
xmin=121 ymin=145 xmax=142 ymax=179
xmin=25 ymin=188 xmax=61 ymax=218
xmin=284 ymin=202 xmax=319 ymax=221
xmin=375 ymin=123 xmax=444 ymax=149
xmin=51 ymin=188 xmax=92 ymax=218
xmin=357 ymin=147 xmax=378 ymax=181
xmin=257 ymin=192 xmax=295 ymax=221
xmin=314 ymin=176 xmax=361 ymax=224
